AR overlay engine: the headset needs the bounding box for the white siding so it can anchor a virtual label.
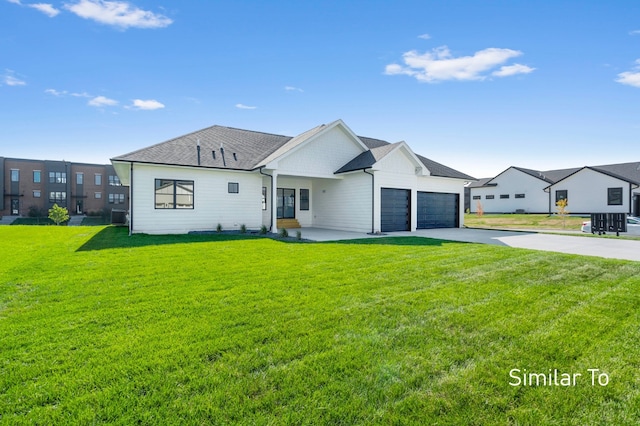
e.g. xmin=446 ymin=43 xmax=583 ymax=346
xmin=276 ymin=127 xmax=365 ymax=177
xmin=276 ymin=177 xmax=314 ymax=227
xmin=549 ymin=169 xmax=631 ymax=214
xmin=312 ymin=172 xmax=372 ymax=232
xmin=469 ymin=168 xmax=550 ymax=213
xmin=131 ymin=164 xmax=262 ymax=234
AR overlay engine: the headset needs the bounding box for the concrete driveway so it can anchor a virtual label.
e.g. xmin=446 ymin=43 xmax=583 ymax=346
xmin=299 ymin=227 xmax=640 ymax=262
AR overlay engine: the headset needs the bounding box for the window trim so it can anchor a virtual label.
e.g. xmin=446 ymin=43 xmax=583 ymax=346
xmin=155 ymin=179 xmax=195 ymax=209
xmin=262 ymin=187 xmax=267 ymax=210
xmin=300 ymin=188 xmax=310 ymax=211
xmin=555 ymin=190 xmax=568 ymax=203
xmin=607 ymin=187 xmax=623 ymax=206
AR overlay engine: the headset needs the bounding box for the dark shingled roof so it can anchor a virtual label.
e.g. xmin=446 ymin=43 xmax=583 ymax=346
xmin=470 ymin=162 xmax=640 ymax=188
xmin=112 ymin=124 xmax=475 ymax=180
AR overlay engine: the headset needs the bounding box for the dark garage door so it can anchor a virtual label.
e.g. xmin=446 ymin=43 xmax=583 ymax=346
xmin=381 ymin=188 xmax=410 ymax=232
xmin=417 ymin=192 xmax=459 ymax=229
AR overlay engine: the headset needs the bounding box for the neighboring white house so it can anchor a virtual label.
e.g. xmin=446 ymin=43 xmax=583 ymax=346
xmin=111 ymin=120 xmax=475 ymax=234
xmin=469 ymin=163 xmax=640 ymax=215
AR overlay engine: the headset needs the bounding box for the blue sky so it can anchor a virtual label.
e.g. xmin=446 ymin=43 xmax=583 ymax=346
xmin=1 ymin=0 xmax=640 ymax=179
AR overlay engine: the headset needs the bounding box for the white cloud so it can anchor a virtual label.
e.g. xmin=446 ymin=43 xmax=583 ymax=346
xmin=616 ymin=60 xmax=640 ymax=88
xmin=88 ymin=95 xmax=118 ymax=107
xmin=45 ymin=88 xmax=67 ymax=96
xmin=492 ymin=63 xmax=536 ymax=77
xmin=385 ymin=45 xmax=534 ymax=83
xmin=2 ymin=70 xmax=26 ymax=86
xmin=629 ymin=30 xmax=640 ymax=35
xmin=64 ymin=0 xmax=173 ymax=29
xmin=29 ymin=3 xmax=60 ymax=17
xmin=418 ymin=33 xmax=431 ymax=40
xmin=130 ymin=99 xmax=164 ymax=110
xmin=285 ymin=86 xmax=303 ymax=92
xmin=7 ymin=0 xmax=60 ymax=17
xmin=235 ymin=103 xmax=257 ymax=110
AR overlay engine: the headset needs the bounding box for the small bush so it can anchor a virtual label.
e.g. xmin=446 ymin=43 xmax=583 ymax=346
xmin=279 ymin=228 xmax=288 ymax=238
xmin=240 ymin=224 xmax=247 ymax=234
xmin=259 ymin=225 xmax=268 ymax=235
xmin=216 ymin=223 xmax=223 ymax=233
xmin=296 ymin=230 xmax=302 ymax=241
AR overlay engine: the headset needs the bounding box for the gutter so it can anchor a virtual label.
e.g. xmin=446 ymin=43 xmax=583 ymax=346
xmin=129 ymin=162 xmax=133 ymax=236
xmin=259 ymin=167 xmax=273 ymax=232
xmin=363 ymin=168 xmax=375 ymax=234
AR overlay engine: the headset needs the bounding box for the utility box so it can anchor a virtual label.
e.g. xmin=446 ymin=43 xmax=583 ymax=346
xmin=111 ymin=209 xmax=128 ymax=226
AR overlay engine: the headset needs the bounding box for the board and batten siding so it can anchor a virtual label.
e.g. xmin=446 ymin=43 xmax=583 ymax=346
xmin=276 ymin=127 xmax=365 ymax=177
xmin=549 ymin=169 xmax=631 ymax=214
xmin=131 ymin=164 xmax=262 ymax=234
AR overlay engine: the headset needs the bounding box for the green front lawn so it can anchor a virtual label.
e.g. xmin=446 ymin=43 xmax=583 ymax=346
xmin=1 ymin=226 xmax=639 ymax=424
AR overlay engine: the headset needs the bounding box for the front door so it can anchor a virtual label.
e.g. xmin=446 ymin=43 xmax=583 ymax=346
xmin=11 ymin=199 xmax=19 ymax=215
xmin=277 ymin=188 xmax=295 ymax=219
xmin=76 ymin=200 xmax=83 ymax=214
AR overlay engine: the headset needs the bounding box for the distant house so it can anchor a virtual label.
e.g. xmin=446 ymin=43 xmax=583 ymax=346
xmin=469 ymin=163 xmax=640 ymax=215
xmin=111 ymin=119 xmax=475 ymax=235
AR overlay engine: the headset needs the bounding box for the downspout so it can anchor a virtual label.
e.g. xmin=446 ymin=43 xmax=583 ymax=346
xmin=129 ymin=162 xmax=133 ymax=236
xmin=259 ymin=167 xmax=273 ymax=232
xmin=363 ymin=168 xmax=375 ymax=234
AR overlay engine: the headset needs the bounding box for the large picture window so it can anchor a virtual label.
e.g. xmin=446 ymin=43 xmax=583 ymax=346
xmin=608 ymin=187 xmax=623 ymax=205
xmin=155 ymin=179 xmax=194 ymax=209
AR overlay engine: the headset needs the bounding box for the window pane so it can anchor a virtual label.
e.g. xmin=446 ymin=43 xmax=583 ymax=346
xmin=95 ymin=174 xmax=102 ymax=185
xmin=608 ymin=187 xmax=622 ymax=205
xmin=155 ymin=179 xmax=175 ymax=208
xmin=33 ymin=171 xmax=41 ymax=183
xmin=176 ymin=181 xmax=194 ymax=208
xmin=262 ymin=187 xmax=267 ymax=210
xmin=228 ymin=182 xmax=239 ymax=193
xmin=77 ymin=173 xmax=83 ymax=185
xmin=300 ymin=188 xmax=309 ymax=210
xmin=11 ymin=170 xmax=19 ymax=182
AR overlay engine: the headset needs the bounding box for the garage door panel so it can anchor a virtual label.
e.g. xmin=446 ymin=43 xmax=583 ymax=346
xmin=381 ymin=188 xmax=410 ymax=232
xmin=417 ymin=192 xmax=458 ymax=229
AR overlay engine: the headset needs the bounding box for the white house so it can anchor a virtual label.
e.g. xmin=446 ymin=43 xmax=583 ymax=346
xmin=469 ymin=163 xmax=640 ymax=216
xmin=111 ymin=120 xmax=475 ymax=235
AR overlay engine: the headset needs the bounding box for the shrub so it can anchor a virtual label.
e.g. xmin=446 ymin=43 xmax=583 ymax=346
xmin=279 ymin=228 xmax=288 ymax=238
xmin=240 ymin=224 xmax=247 ymax=234
xmin=216 ymin=223 xmax=223 ymax=233
xmin=259 ymin=225 xmax=268 ymax=235
xmin=296 ymin=230 xmax=302 ymax=241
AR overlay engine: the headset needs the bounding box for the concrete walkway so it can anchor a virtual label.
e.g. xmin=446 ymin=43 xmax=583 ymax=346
xmin=297 ymin=227 xmax=640 ymax=262
xmin=0 ymin=216 xmax=17 ymax=225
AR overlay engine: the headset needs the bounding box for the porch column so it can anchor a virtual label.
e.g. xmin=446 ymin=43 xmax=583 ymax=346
xmin=271 ymin=171 xmax=278 ymax=233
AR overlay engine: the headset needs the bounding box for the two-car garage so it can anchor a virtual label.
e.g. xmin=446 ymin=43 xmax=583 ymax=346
xmin=380 ymin=188 xmax=459 ymax=232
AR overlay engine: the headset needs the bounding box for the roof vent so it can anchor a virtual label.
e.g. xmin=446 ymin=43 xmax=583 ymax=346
xmin=212 ymin=150 xmax=216 ymax=160
xmin=233 ymin=153 xmax=237 ymax=161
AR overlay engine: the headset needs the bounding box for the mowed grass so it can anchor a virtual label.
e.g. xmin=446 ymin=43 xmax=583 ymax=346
xmin=465 ymin=213 xmax=587 ymax=231
xmin=1 ymin=226 xmax=640 ymax=425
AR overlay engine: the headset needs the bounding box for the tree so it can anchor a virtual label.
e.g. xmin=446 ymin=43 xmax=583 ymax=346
xmin=476 ymin=200 xmax=484 ymax=217
xmin=48 ymin=203 xmax=69 ymax=226
xmin=555 ymin=198 xmax=569 ymax=229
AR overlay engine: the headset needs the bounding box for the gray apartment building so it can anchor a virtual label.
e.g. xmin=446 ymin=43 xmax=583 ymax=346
xmin=0 ymin=157 xmax=128 ymax=218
